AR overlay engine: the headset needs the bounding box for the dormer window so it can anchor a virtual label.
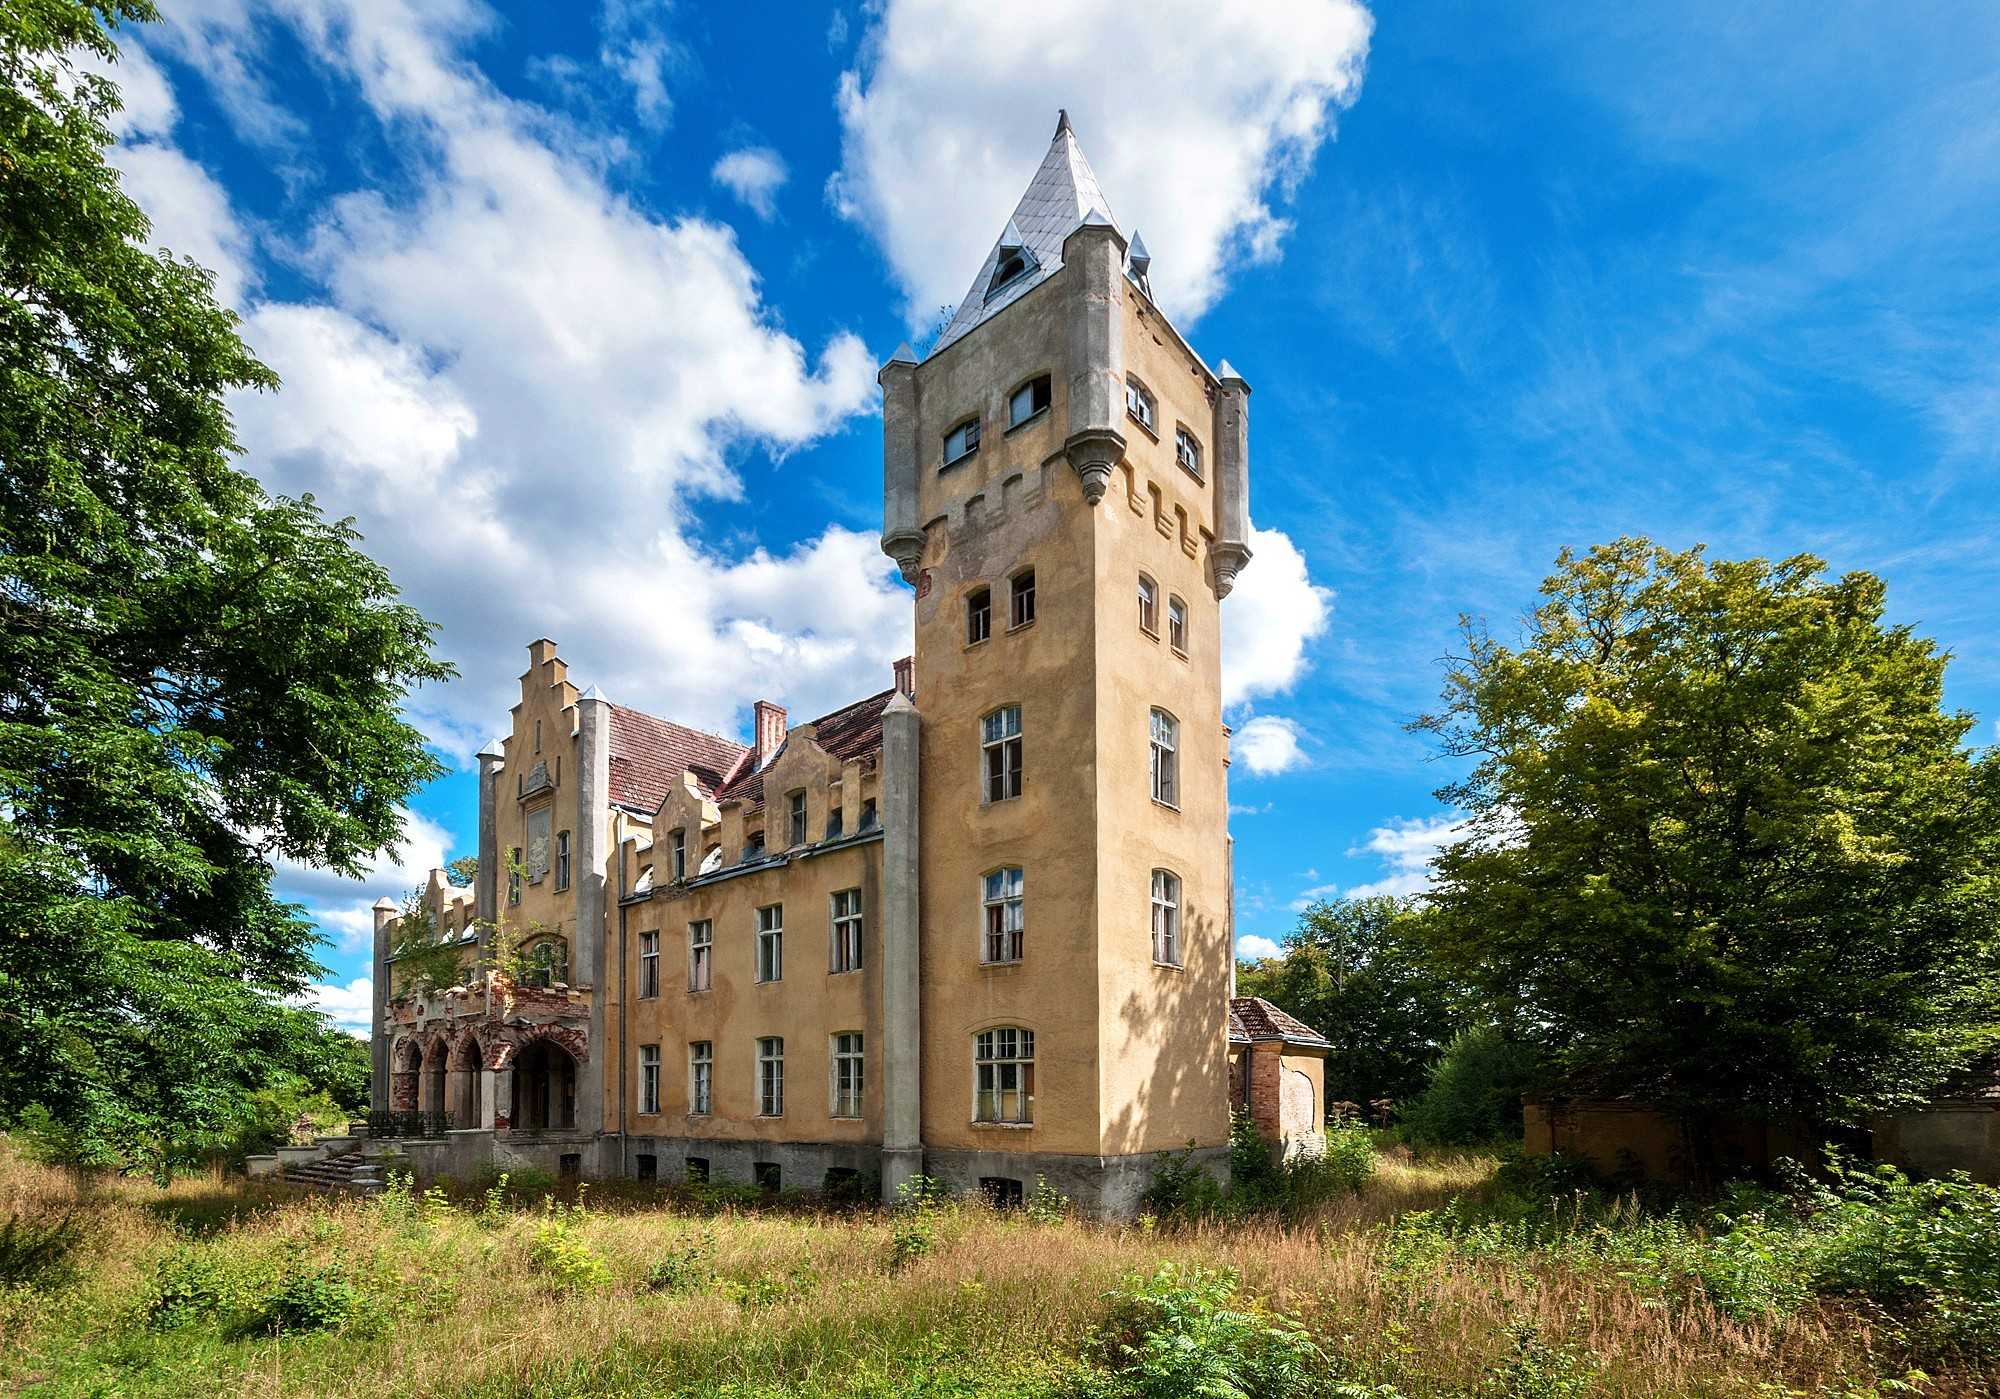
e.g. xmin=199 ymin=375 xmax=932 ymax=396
xmin=990 ymin=253 xmax=1028 ymax=293
xmin=1175 ymin=426 xmax=1202 ymax=480
xmin=943 ymin=417 xmax=981 ymax=468
xmin=985 ymin=223 xmax=1037 ymax=301
xmin=1125 ymin=378 xmax=1156 ymax=435
xmin=1008 ymin=375 xmax=1051 ymax=429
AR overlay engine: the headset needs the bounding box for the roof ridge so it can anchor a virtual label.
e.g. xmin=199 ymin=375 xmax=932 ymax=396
xmin=608 ymin=699 xmax=748 ymax=754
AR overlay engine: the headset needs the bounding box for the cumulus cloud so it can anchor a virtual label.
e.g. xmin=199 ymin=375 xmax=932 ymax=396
xmin=1224 ymin=525 xmax=1334 ymax=707
xmin=271 ymin=809 xmax=458 ymax=951
xmin=128 ymin=0 xmax=903 ymax=762
xmin=712 ymin=146 xmax=789 ymax=220
xmin=833 ymin=0 xmax=1372 ymax=328
xmin=1236 ymin=934 xmax=1285 ymax=962
xmin=1344 ymin=813 xmax=1467 ymax=899
xmin=298 ymin=977 xmax=374 ymax=1036
xmin=1232 ymin=714 xmax=1307 ymax=776
xmin=1288 ymin=881 xmax=1340 ymax=912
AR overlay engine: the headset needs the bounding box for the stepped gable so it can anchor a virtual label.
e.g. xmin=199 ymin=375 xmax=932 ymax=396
xmin=606 ymin=703 xmax=749 ymax=810
xmin=714 ymin=688 xmax=896 ymax=809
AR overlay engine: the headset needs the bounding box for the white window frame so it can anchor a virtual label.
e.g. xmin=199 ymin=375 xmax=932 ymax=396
xmin=757 ymin=1036 xmax=785 ymax=1117
xmin=943 ymin=417 xmax=981 ymax=466
xmin=787 ymin=790 xmax=808 ymax=847
xmin=830 ymin=1032 xmax=864 ymax=1118
xmin=973 ymin=1027 xmax=1035 ymax=1124
xmin=1138 ymin=574 xmax=1158 ymax=635
xmin=689 ymin=1041 xmax=712 ymax=1116
xmin=755 ymin=904 xmax=783 ymax=983
xmin=638 ymin=1043 xmax=661 ymax=1115
xmin=638 ymin=929 xmax=659 ymax=999
xmin=1175 ymin=425 xmax=1202 ymax=480
xmin=966 ymin=587 xmax=991 ymax=645
xmin=1151 ymin=869 xmax=1182 ymax=967
xmin=1010 ymin=570 xmax=1036 ymax=629
xmin=982 ymin=867 xmax=1024 ymax=964
xmin=670 ymin=828 xmax=686 ymax=881
xmin=981 ymin=706 xmax=1022 ymax=803
xmin=1150 ymin=708 xmax=1179 ymax=808
xmin=1125 ymin=378 xmax=1156 ymax=434
xmin=1168 ymin=595 xmax=1188 ymax=655
xmin=830 ymin=888 xmax=864 ymax=973
xmin=688 ymin=919 xmax=712 ymax=992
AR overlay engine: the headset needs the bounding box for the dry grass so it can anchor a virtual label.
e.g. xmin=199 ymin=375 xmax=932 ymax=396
xmin=0 ymin=1143 xmax=1988 ymax=1398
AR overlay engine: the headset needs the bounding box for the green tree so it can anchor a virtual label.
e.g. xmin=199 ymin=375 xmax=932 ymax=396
xmin=1415 ymin=539 xmax=1999 ymax=1167
xmin=1235 ymin=896 xmax=1461 ymax=1107
xmin=0 ymin=0 xmax=451 ymax=1169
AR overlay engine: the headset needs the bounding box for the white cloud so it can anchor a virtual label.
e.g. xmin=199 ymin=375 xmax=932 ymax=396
xmin=126 ymin=0 xmax=904 ymax=758
xmin=111 ymin=141 xmax=257 ymax=308
xmin=298 ymin=977 xmax=374 ymax=1036
xmin=712 ymin=147 xmax=789 ymax=221
xmin=1344 ymin=813 xmax=1467 ymax=899
xmin=1288 ymin=881 xmax=1340 ymax=912
xmin=272 ymin=808 xmax=457 ymax=951
xmin=833 ymin=0 xmax=1372 ymax=329
xmin=1236 ymin=934 xmax=1284 ymax=962
xmin=1233 ymin=714 xmax=1307 ymax=776
xmin=1224 ymin=525 xmax=1334 ymax=707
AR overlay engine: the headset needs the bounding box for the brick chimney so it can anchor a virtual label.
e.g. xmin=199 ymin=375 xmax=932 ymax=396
xmin=892 ymin=655 xmax=914 ymax=698
xmin=753 ymin=700 xmax=787 ymax=768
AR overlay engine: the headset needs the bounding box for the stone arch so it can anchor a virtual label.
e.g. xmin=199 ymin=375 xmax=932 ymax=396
xmin=448 ymin=1029 xmax=487 ymax=1128
xmin=490 ymin=1020 xmax=589 ymax=1071
xmin=511 ymin=1033 xmax=580 ymax=1131
xmin=418 ymin=1032 xmax=449 ymax=1117
xmin=390 ymin=1037 xmax=422 ymax=1111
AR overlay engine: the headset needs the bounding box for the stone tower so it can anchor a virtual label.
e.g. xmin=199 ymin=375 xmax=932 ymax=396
xmin=879 ymin=112 xmax=1254 ymax=1209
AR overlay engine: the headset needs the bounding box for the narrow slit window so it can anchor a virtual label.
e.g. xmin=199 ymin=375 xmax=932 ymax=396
xmin=1010 ymin=570 xmax=1036 ymax=629
xmin=982 ymin=706 xmax=1023 ymax=802
xmin=967 ymin=587 xmax=991 ymax=645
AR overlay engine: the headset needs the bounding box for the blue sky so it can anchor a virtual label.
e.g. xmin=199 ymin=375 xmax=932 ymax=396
xmin=88 ymin=1 xmax=2000 ymax=1030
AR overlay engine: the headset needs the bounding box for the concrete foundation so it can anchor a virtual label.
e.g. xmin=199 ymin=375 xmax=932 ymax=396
xmin=923 ymin=1144 xmax=1229 ymax=1218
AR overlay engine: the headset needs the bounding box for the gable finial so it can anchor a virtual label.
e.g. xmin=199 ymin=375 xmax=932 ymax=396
xmin=1055 ymin=108 xmax=1071 ymax=137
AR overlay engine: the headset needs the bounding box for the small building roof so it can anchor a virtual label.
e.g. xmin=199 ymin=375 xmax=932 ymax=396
xmin=1228 ymin=996 xmax=1332 ymax=1049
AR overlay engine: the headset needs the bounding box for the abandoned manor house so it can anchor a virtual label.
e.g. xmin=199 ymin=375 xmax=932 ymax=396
xmin=360 ymin=115 xmax=1330 ymax=1212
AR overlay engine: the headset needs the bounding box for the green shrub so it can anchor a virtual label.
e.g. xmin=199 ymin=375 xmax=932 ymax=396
xmin=1481 ymin=1320 xmax=1595 ymax=1399
xmin=0 ymin=1209 xmax=84 ymax=1290
xmin=1401 ymin=1027 xmax=1537 ymax=1147
xmin=474 ymin=1163 xmax=558 ymax=1203
xmin=145 ymin=1247 xmax=235 ymax=1330
xmin=529 ymin=1206 xmax=611 ymax=1292
xmin=1320 ymin=1122 xmax=1379 ymax=1192
xmin=1141 ymin=1143 xmax=1225 ymax=1221
xmin=256 ymin=1264 xmax=361 ymax=1335
xmin=1024 ymin=1175 xmax=1072 ymax=1224
xmin=1098 ymin=1263 xmax=1326 ymax=1399
xmin=645 ymin=1229 xmax=717 ymax=1294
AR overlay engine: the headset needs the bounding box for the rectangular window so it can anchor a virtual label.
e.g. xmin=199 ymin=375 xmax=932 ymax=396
xmin=826 ymin=786 xmax=845 ymax=840
xmin=982 ymin=867 xmax=1024 ymax=964
xmin=943 ymin=417 xmax=980 ymax=466
xmin=966 ymin=587 xmax=991 ymax=645
xmin=688 ymin=920 xmax=712 ymax=991
xmin=638 ymin=929 xmax=660 ymax=999
xmin=831 ymin=1032 xmax=864 ymax=1118
xmin=1010 ymin=570 xmax=1036 ymax=629
xmin=757 ymin=1037 xmax=785 ymax=1117
xmin=788 ymin=790 xmax=808 ymax=847
xmin=1008 ymin=375 xmax=1051 ymax=428
xmin=670 ymin=828 xmax=686 ymax=882
xmin=508 ymin=848 xmax=522 ymax=905
xmin=756 ymin=905 xmax=783 ymax=983
xmin=1151 ymin=869 xmax=1182 ymax=966
xmin=1138 ymin=575 xmax=1158 ymax=634
xmin=1168 ymin=596 xmax=1188 ymax=654
xmin=638 ymin=1044 xmax=660 ymax=1115
xmin=1175 ymin=425 xmax=1202 ymax=479
xmin=1150 ymin=709 xmax=1179 ymax=807
xmin=974 ymin=1027 xmax=1035 ymax=1124
xmin=1125 ymin=378 xmax=1155 ymax=434
xmin=554 ymin=830 xmax=571 ymax=891
xmin=860 ymin=798 xmax=878 ymax=831
xmin=982 ymin=706 xmax=1023 ymax=802
xmin=689 ymin=1041 xmax=712 ymax=1115
xmin=686 ymin=1155 xmax=709 ymax=1183
xmin=830 ymin=889 xmax=864 ymax=973
xmin=754 ymin=1161 xmax=782 ymax=1192
xmin=981 ymin=1176 xmax=1025 ymax=1208
xmin=635 ymin=1153 xmax=657 ymax=1182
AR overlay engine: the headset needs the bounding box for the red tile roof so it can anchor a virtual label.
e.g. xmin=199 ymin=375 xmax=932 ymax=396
xmin=607 ymin=703 xmax=749 ymax=811
xmin=1228 ymin=996 xmax=1331 ymax=1048
xmin=714 ymin=688 xmax=896 ymax=808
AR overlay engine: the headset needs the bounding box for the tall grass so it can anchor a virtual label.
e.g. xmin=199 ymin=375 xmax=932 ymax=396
xmin=0 ymin=1139 xmax=1993 ymax=1398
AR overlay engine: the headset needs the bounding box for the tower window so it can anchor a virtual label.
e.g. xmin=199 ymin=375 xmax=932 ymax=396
xmin=1008 ymin=375 xmax=1051 ymax=429
xmin=974 ymin=1027 xmax=1035 ymax=1124
xmin=1010 ymin=570 xmax=1036 ymax=629
xmin=943 ymin=417 xmax=981 ymax=467
xmin=982 ymin=867 xmax=1024 ymax=964
xmin=1151 ymin=869 xmax=1182 ymax=966
xmin=966 ymin=587 xmax=991 ymax=645
xmin=554 ymin=830 xmax=571 ymax=891
xmin=1150 ymin=708 xmax=1179 ymax=807
xmin=756 ymin=904 xmax=783 ymax=983
xmin=508 ymin=848 xmax=522 ymax=905
xmin=1175 ymin=425 xmax=1203 ymax=480
xmin=982 ymin=705 xmax=1023 ymax=802
xmin=1125 ymin=378 xmax=1156 ymax=435
xmin=1168 ymin=596 xmax=1188 ymax=654
xmin=1138 ymin=574 xmax=1158 ymax=635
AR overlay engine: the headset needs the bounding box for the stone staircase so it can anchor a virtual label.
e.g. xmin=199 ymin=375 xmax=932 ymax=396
xmin=272 ymin=1144 xmax=388 ymax=1196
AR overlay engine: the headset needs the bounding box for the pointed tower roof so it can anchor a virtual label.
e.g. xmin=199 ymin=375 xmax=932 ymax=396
xmin=930 ymin=111 xmax=1120 ymax=356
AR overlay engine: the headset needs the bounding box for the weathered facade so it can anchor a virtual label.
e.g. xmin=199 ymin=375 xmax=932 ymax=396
xmin=370 ymin=116 xmax=1304 ymax=1212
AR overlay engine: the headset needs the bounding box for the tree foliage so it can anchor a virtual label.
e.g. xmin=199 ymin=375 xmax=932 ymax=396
xmin=1235 ymin=896 xmax=1461 ymax=1106
xmin=1415 ymin=539 xmax=1999 ymax=1141
xmin=0 ymin=0 xmax=451 ymax=1168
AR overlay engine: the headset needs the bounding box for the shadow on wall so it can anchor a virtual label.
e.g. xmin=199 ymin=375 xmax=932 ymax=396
xmin=1103 ymin=901 xmax=1226 ymax=1159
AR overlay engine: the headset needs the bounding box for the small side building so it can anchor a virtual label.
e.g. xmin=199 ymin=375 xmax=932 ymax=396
xmin=1228 ymin=996 xmax=1330 ymax=1160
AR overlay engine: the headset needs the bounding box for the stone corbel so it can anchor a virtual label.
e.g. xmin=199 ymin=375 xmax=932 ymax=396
xmin=1063 ymin=426 xmax=1127 ymax=506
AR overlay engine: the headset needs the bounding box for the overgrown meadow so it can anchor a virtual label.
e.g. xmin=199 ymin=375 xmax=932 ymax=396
xmin=3 ymin=1134 xmax=1998 ymax=1398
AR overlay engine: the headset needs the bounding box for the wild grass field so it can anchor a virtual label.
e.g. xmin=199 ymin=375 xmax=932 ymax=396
xmin=3 ymin=1136 xmax=1997 ymax=1399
